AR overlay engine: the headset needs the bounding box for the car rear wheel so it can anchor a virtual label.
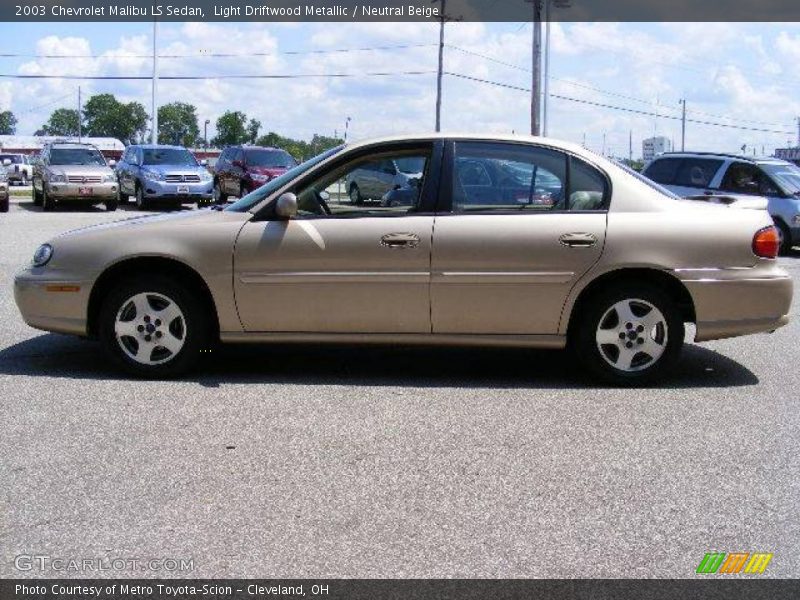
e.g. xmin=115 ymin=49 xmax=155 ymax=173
xmin=135 ymin=184 xmax=148 ymax=210
xmin=99 ymin=276 xmax=209 ymax=378
xmin=572 ymin=284 xmax=684 ymax=385
xmin=349 ymin=183 xmax=363 ymax=205
xmin=213 ymin=180 xmax=227 ymax=205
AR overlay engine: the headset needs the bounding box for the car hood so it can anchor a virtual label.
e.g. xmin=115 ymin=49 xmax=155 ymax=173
xmin=247 ymin=166 xmax=288 ymax=177
xmin=50 ymin=165 xmax=114 ymax=176
xmin=141 ymin=164 xmax=208 ymax=175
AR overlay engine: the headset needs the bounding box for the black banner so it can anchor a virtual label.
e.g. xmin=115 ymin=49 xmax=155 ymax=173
xmin=2 ymin=580 xmax=800 ymax=600
xmin=4 ymin=0 xmax=800 ymax=23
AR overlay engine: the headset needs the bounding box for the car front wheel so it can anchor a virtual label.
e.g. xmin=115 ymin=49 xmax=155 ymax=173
xmin=42 ymin=187 xmax=55 ymax=212
xmin=135 ymin=185 xmax=148 ymax=210
xmin=213 ymin=181 xmax=227 ymax=205
xmin=99 ymin=276 xmax=209 ymax=377
xmin=572 ymin=284 xmax=684 ymax=385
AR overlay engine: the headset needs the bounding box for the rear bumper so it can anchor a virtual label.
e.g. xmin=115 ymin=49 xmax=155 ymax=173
xmin=682 ymin=273 xmax=793 ymax=342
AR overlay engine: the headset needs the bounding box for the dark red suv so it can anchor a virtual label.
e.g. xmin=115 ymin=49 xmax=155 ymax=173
xmin=212 ymin=146 xmax=298 ymax=203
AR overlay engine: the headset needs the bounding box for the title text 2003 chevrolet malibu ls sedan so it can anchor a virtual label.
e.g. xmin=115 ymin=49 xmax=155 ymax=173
xmin=14 ymin=135 xmax=793 ymax=384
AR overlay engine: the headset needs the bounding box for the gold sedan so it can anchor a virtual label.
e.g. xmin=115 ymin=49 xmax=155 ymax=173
xmin=14 ymin=135 xmax=792 ymax=383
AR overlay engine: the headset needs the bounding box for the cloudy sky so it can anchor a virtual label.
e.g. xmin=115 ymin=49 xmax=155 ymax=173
xmin=1 ymin=20 xmax=800 ymax=158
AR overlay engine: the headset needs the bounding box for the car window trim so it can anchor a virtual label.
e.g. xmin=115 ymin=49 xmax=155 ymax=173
xmin=437 ymin=138 xmax=611 ymax=215
xmin=250 ymin=139 xmax=444 ymax=222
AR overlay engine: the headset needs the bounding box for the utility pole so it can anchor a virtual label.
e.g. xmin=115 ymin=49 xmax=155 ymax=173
xmin=796 ymin=117 xmax=800 ymax=147
xmin=77 ymin=86 xmax=82 ymax=142
xmin=529 ymin=0 xmax=543 ymax=136
xmin=629 ymin=129 xmax=632 ymax=162
xmin=679 ymin=98 xmax=686 ymax=151
xmin=601 ymin=131 xmax=606 ymax=156
xmin=542 ymin=0 xmax=550 ymax=137
xmin=151 ymin=21 xmax=158 ymax=145
xmin=344 ymin=116 xmax=351 ymax=142
xmin=434 ymin=0 xmax=446 ymax=132
xmin=204 ymin=119 xmax=210 ymax=148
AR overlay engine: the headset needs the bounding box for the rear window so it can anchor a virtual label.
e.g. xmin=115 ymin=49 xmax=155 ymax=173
xmin=246 ymin=149 xmax=297 ymax=168
xmin=643 ymin=157 xmax=681 ymax=184
xmin=674 ymin=158 xmax=723 ymax=188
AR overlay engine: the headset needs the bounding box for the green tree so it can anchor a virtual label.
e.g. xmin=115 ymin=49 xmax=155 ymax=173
xmin=0 ymin=110 xmax=17 ymax=135
xmin=83 ymin=93 xmax=148 ymax=144
xmin=211 ymin=111 xmax=248 ymax=146
xmin=246 ymin=118 xmax=261 ymax=144
xmin=41 ymin=108 xmax=81 ymax=136
xmin=256 ymin=131 xmax=344 ymax=161
xmin=158 ymin=102 xmax=200 ymax=146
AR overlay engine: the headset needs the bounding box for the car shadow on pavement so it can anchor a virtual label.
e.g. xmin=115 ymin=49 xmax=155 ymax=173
xmin=0 ymin=333 xmax=759 ymax=389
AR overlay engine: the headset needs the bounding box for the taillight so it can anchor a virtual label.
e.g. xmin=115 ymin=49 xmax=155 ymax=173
xmin=752 ymin=226 xmax=780 ymax=258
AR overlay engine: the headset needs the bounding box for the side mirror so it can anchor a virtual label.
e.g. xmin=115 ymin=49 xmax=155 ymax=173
xmin=319 ymin=190 xmax=330 ymax=202
xmin=275 ymin=192 xmax=298 ymax=219
xmin=2 ymin=159 xmax=10 ymax=166
xmin=233 ymin=159 xmax=244 ymax=168
xmin=200 ymin=159 xmax=208 ymax=167
xmin=108 ymin=159 xmax=116 ymax=168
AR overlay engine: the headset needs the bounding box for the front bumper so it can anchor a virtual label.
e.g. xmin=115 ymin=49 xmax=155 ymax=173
xmin=14 ymin=267 xmax=91 ymax=336
xmin=47 ymin=181 xmax=117 ymax=201
xmin=682 ymin=271 xmax=793 ymax=342
xmin=141 ymin=179 xmax=213 ymax=200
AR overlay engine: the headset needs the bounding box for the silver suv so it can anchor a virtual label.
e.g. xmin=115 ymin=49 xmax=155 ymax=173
xmin=32 ymin=141 xmax=119 ymax=212
xmin=643 ymin=152 xmax=800 ymax=253
xmin=344 ymin=156 xmax=425 ymax=204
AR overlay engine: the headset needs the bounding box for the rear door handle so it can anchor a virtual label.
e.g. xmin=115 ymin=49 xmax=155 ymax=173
xmin=381 ymin=232 xmax=420 ymax=248
xmin=559 ymin=232 xmax=597 ymax=248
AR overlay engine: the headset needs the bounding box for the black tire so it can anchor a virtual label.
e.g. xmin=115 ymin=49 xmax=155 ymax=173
xmin=571 ymin=283 xmax=684 ymax=385
xmin=775 ymin=219 xmax=792 ymax=255
xmin=32 ymin=184 xmax=43 ymax=206
xmin=213 ymin=180 xmax=227 ymax=205
xmin=98 ymin=275 xmax=210 ymax=378
xmin=42 ymin=187 xmax=55 ymax=212
xmin=105 ymin=194 xmax=119 ymax=211
xmin=135 ymin=184 xmax=148 ymax=211
xmin=349 ymin=183 xmax=363 ymax=205
xmin=0 ymin=196 xmax=8 ymax=213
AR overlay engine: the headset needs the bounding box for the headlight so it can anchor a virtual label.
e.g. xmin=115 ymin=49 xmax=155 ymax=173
xmin=49 ymin=172 xmax=66 ymax=183
xmin=199 ymin=170 xmax=212 ymax=181
xmin=103 ymin=173 xmax=117 ymax=183
xmin=32 ymin=244 xmax=53 ymax=267
xmin=142 ymin=169 xmax=163 ymax=181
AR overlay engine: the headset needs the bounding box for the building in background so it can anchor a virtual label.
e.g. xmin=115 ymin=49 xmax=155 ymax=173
xmin=642 ymin=136 xmax=672 ymax=162
xmin=775 ymin=147 xmax=800 ymax=166
xmin=0 ymin=135 xmax=125 ymax=160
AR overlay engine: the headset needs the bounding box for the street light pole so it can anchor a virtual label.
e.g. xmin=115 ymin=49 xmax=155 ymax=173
xmin=204 ymin=119 xmax=210 ymax=148
xmin=77 ymin=86 xmax=82 ymax=142
xmin=542 ymin=0 xmax=550 ymax=137
xmin=151 ymin=21 xmax=158 ymax=145
xmin=344 ymin=117 xmax=351 ymax=142
xmin=679 ymin=98 xmax=686 ymax=151
xmin=530 ymin=0 xmax=542 ymax=136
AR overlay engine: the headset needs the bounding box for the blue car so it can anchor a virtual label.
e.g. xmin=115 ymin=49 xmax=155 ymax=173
xmin=116 ymin=145 xmax=214 ymax=210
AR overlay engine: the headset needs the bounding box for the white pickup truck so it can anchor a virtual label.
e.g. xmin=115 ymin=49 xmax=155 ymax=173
xmin=0 ymin=153 xmax=33 ymax=185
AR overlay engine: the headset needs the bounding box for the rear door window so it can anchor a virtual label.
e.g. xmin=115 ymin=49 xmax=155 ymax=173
xmin=673 ymin=159 xmax=724 ymax=189
xmin=643 ymin=158 xmax=681 ymax=185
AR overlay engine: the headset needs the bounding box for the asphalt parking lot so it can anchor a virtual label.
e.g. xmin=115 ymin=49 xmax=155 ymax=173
xmin=1 ymin=194 xmax=799 ymax=579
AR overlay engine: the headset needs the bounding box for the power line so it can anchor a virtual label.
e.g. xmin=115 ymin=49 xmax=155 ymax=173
xmin=0 ymin=70 xmax=437 ymax=81
xmin=0 ymin=43 xmax=437 ymax=60
xmin=444 ymin=71 xmax=796 ymax=135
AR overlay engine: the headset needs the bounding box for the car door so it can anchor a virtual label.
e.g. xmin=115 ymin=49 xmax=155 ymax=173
xmin=430 ymin=140 xmax=609 ymax=334
xmin=233 ymin=141 xmax=441 ymax=333
xmin=227 ymin=149 xmax=245 ymax=196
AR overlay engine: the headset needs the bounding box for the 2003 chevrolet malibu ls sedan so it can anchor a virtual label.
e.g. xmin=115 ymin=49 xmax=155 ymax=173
xmin=14 ymin=135 xmax=793 ymax=383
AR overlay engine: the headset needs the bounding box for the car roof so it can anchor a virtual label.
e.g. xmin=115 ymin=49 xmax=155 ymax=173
xmin=46 ymin=143 xmax=100 ymax=150
xmin=231 ymin=146 xmax=284 ymax=152
xmin=653 ymin=151 xmax=792 ymax=166
xmin=130 ymin=144 xmax=188 ymax=150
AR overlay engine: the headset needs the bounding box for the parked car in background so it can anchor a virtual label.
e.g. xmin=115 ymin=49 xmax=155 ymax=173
xmin=0 ymin=163 xmax=8 ymax=212
xmin=345 ymin=156 xmax=425 ymax=204
xmin=213 ymin=145 xmax=298 ymax=203
xmin=116 ymin=145 xmax=213 ymax=210
xmin=31 ymin=141 xmax=118 ymax=212
xmin=642 ymin=152 xmax=800 ymax=253
xmin=0 ymin=153 xmax=33 ymax=185
xmin=14 ymin=134 xmax=791 ymax=384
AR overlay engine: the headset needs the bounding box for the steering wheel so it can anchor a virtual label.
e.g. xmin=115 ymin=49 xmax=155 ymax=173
xmin=314 ymin=190 xmax=332 ymax=215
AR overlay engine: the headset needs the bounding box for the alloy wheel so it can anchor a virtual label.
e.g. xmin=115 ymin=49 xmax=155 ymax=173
xmin=595 ymin=298 xmax=668 ymax=372
xmin=114 ymin=292 xmax=187 ymax=366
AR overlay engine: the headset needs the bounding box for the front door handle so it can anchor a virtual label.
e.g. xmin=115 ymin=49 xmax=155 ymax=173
xmin=559 ymin=232 xmax=597 ymax=248
xmin=381 ymin=232 xmax=420 ymax=248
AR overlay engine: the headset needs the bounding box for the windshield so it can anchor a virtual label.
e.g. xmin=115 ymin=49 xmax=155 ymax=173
xmin=143 ymin=148 xmax=197 ymax=166
xmin=617 ymin=161 xmax=681 ymax=199
xmin=395 ymin=156 xmax=426 ymax=174
xmin=50 ymin=148 xmax=106 ymax=166
xmin=226 ymin=145 xmax=344 ymax=212
xmin=760 ymin=162 xmax=800 ymax=195
xmin=247 ymin=149 xmax=297 ymax=168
